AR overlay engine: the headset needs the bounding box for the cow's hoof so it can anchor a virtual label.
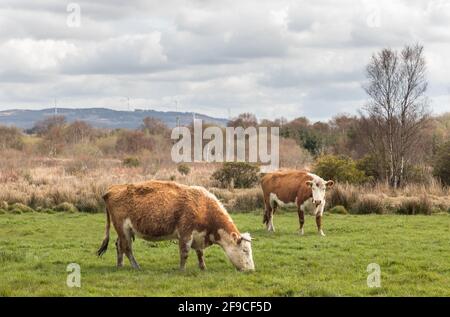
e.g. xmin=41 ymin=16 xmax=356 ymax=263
xmin=319 ymin=230 xmax=326 ymax=237
xmin=299 ymin=229 xmax=304 ymax=235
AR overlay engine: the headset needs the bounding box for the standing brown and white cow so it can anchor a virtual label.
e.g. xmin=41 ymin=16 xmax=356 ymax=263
xmin=97 ymin=180 xmax=255 ymax=271
xmin=261 ymin=170 xmax=334 ymax=236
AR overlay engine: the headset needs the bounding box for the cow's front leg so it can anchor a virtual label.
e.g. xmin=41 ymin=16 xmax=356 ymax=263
xmin=179 ymin=236 xmax=192 ymax=271
xmin=315 ymin=208 xmax=325 ymax=236
xmin=196 ymin=249 xmax=206 ymax=270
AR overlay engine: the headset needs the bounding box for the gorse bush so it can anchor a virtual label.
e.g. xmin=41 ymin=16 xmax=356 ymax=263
xmin=433 ymin=140 xmax=450 ymax=186
xmin=211 ymin=162 xmax=260 ymax=189
xmin=313 ymin=155 xmax=368 ymax=184
xmin=177 ymin=164 xmax=190 ymax=176
xmin=54 ymin=202 xmax=78 ymax=213
xmin=123 ymin=157 xmax=140 ymax=168
xmin=0 ymin=126 xmax=24 ymax=150
xmin=327 ymin=205 xmax=348 ymax=215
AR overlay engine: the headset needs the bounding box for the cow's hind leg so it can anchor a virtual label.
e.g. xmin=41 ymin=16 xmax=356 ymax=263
xmin=178 ymin=236 xmax=192 ymax=271
xmin=298 ymin=207 xmax=305 ymax=235
xmin=115 ymin=238 xmax=124 ymax=267
xmin=196 ymin=249 xmax=206 ymax=270
xmin=120 ymin=230 xmax=141 ymax=270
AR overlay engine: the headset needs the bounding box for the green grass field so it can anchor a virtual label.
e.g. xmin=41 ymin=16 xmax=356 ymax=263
xmin=0 ymin=211 xmax=449 ymax=296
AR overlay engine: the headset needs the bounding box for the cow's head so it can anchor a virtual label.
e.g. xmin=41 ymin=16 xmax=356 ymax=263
xmin=306 ymin=178 xmax=334 ymax=207
xmin=225 ymin=232 xmax=255 ymax=272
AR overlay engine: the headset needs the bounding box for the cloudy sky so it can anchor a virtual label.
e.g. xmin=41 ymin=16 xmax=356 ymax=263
xmin=0 ymin=0 xmax=449 ymax=121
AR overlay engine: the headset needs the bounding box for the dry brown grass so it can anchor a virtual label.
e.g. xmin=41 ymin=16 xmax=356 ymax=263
xmin=327 ymin=182 xmax=450 ymax=214
xmin=1 ymin=152 xmax=449 ymax=214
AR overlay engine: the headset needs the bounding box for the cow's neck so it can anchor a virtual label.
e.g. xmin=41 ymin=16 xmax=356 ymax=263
xmin=213 ymin=217 xmax=239 ymax=249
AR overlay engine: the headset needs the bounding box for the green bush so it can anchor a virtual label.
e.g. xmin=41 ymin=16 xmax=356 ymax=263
xmin=314 ymin=155 xmax=368 ymax=184
xmin=8 ymin=203 xmax=34 ymax=213
xmin=327 ymin=205 xmax=348 ymax=215
xmin=433 ymin=140 xmax=450 ymax=186
xmin=0 ymin=125 xmax=24 ymax=150
xmin=211 ymin=162 xmax=260 ymax=188
xmin=356 ymin=155 xmax=379 ymax=181
xmin=0 ymin=201 xmax=8 ymax=210
xmin=177 ymin=164 xmax=190 ymax=176
xmin=53 ymin=202 xmax=78 ymax=213
xmin=122 ymin=157 xmax=140 ymax=168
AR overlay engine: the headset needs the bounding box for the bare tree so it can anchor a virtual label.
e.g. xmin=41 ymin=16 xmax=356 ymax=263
xmin=361 ymin=44 xmax=430 ymax=187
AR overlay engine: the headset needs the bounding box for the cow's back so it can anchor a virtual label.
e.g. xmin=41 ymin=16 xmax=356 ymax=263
xmin=261 ymin=170 xmax=312 ymax=204
xmin=104 ymin=180 xmax=192 ymax=237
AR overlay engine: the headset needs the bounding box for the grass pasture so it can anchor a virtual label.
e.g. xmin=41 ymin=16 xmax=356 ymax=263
xmin=0 ymin=212 xmax=449 ymax=296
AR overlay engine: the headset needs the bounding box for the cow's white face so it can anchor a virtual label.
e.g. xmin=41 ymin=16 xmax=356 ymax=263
xmin=306 ymin=177 xmax=334 ymax=207
xmin=224 ymin=232 xmax=255 ymax=272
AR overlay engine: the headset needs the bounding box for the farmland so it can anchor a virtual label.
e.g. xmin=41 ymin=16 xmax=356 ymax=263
xmin=0 ymin=211 xmax=449 ymax=296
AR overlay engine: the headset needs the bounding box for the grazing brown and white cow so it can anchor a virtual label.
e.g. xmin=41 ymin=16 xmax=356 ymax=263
xmin=261 ymin=170 xmax=334 ymax=236
xmin=97 ymin=180 xmax=255 ymax=271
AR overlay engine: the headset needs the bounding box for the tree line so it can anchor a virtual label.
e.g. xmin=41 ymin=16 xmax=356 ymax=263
xmin=0 ymin=44 xmax=448 ymax=186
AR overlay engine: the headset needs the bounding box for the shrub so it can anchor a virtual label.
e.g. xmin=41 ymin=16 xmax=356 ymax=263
xmin=8 ymin=203 xmax=34 ymax=213
xmin=396 ymin=196 xmax=432 ymax=215
xmin=0 ymin=201 xmax=8 ymax=210
xmin=123 ymin=157 xmax=140 ymax=168
xmin=64 ymin=157 xmax=99 ymax=175
xmin=356 ymin=155 xmax=380 ymax=181
xmin=433 ymin=140 xmax=450 ymax=186
xmin=229 ymin=190 xmax=264 ymax=212
xmin=211 ymin=162 xmax=260 ymax=188
xmin=404 ymin=165 xmax=430 ymax=184
xmin=0 ymin=125 xmax=24 ymax=150
xmin=314 ymin=155 xmax=368 ymax=184
xmin=177 ymin=164 xmax=191 ymax=176
xmin=116 ymin=130 xmax=153 ymax=154
xmin=53 ymin=202 xmax=78 ymax=213
xmin=75 ymin=198 xmax=102 ymax=213
xmin=351 ymin=195 xmax=384 ymax=214
xmin=327 ymin=185 xmax=357 ymax=210
xmin=95 ymin=135 xmax=117 ymax=156
xmin=169 ymin=175 xmax=176 ymax=181
xmin=327 ymin=205 xmax=348 ymax=215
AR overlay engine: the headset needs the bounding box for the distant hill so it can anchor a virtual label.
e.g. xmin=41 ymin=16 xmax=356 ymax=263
xmin=0 ymin=108 xmax=228 ymax=129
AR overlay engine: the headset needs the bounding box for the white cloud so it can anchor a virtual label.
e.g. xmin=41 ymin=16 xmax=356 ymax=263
xmin=0 ymin=0 xmax=448 ymax=120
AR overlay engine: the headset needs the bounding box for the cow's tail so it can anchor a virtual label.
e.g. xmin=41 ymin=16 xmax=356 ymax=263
xmin=97 ymin=196 xmax=111 ymax=257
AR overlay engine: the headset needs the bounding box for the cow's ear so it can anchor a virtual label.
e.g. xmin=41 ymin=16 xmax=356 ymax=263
xmin=326 ymin=180 xmax=334 ymax=188
xmin=231 ymin=232 xmax=240 ymax=244
xmin=305 ymin=180 xmax=313 ymax=187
